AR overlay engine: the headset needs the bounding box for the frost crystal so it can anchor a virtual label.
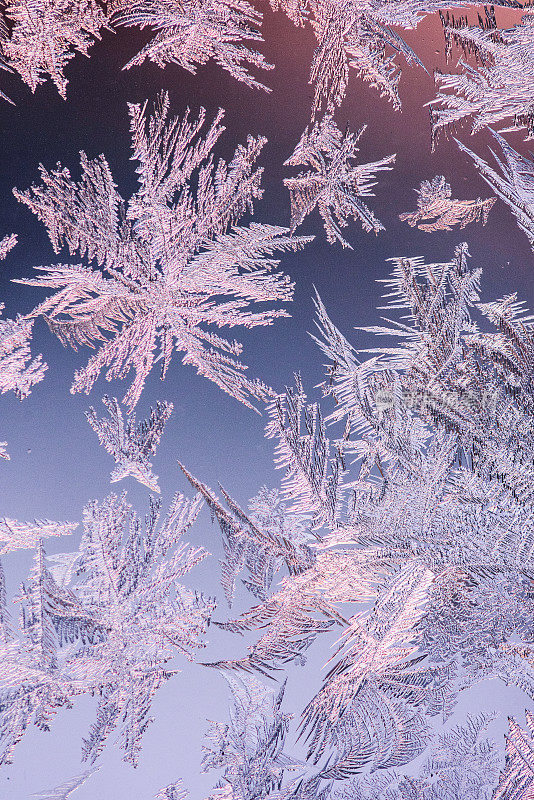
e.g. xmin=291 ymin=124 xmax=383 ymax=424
xmin=456 ymin=130 xmax=534 ymax=250
xmin=399 ymin=175 xmax=495 ymax=232
xmin=186 ymin=240 xmax=534 ymax=798
xmin=0 ymin=307 xmax=46 ymax=400
xmin=154 ymin=781 xmax=189 ymax=800
xmin=431 ymin=10 xmax=534 ymax=145
xmin=86 ymin=396 xmax=173 ymax=492
xmin=33 ymin=770 xmax=188 ymax=800
xmin=272 ymin=0 xmax=429 ymax=116
xmin=0 ymin=518 xmax=77 ymax=554
xmin=14 ymin=92 xmax=310 ymax=410
xmin=1 ymin=0 xmax=108 ymax=98
xmin=0 ymin=487 xmax=214 ymax=766
xmin=270 ymin=0 xmax=520 ymax=117
xmin=337 ymin=713 xmax=499 ymax=799
xmin=0 ymin=233 xmax=17 ymax=260
xmin=0 ymin=234 xmax=46 ymax=456
xmin=494 ymin=712 xmax=534 ymax=800
xmin=284 ymin=116 xmax=395 ymax=247
xmin=202 ymin=674 xmax=297 ymax=800
xmin=31 ymin=769 xmax=99 ymax=800
xmin=110 ymin=0 xmax=273 ymax=89
xmin=180 ymin=463 xmax=314 ymax=607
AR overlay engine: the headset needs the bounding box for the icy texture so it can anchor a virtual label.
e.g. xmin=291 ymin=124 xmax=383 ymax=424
xmin=33 ymin=770 xmax=189 ymax=799
xmin=0 ymin=233 xmax=47 ymax=456
xmin=399 ymin=175 xmax=495 ymax=232
xmin=0 ymin=518 xmax=77 ymax=554
xmin=86 ymin=396 xmax=173 ymax=491
xmin=494 ymin=711 xmax=534 ymax=800
xmin=431 ymin=10 xmax=534 ymax=145
xmin=190 ymin=243 xmax=534 ymax=797
xmin=1 ymin=0 xmax=108 ymax=98
xmin=31 ymin=769 xmax=99 ymax=800
xmin=456 ymin=130 xmax=534 ymax=250
xmin=271 ymin=0 xmax=519 ymax=117
xmin=110 ymin=0 xmax=273 ymax=89
xmin=336 ymin=714 xmax=499 ymax=798
xmin=202 ymin=674 xmax=297 ymax=800
xmin=0 ymin=233 xmax=16 ymax=260
xmin=14 ymin=92 xmax=310 ymax=410
xmin=0 ymin=487 xmax=214 ymax=766
xmin=284 ymin=115 xmax=395 ymax=247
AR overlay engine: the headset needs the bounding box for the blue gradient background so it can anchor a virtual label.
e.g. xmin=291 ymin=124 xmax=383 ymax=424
xmin=0 ymin=5 xmax=533 ymax=797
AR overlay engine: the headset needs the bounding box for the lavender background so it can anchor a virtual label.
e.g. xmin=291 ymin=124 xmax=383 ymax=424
xmin=0 ymin=4 xmax=533 ymax=797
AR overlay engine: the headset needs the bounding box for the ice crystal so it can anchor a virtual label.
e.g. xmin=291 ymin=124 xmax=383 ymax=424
xmin=420 ymin=714 xmax=500 ymax=800
xmin=265 ymin=373 xmax=345 ymax=528
xmin=0 ymin=487 xmax=214 ymax=766
xmin=270 ymin=0 xmax=519 ymax=117
xmin=31 ymin=769 xmax=99 ymax=800
xmin=0 ymin=233 xmax=17 ymax=260
xmin=0 ymin=234 xmax=47 ymax=457
xmin=284 ymin=116 xmax=395 ymax=247
xmin=110 ymin=0 xmax=273 ymax=89
xmin=180 ymin=464 xmax=314 ymax=607
xmin=33 ymin=770 xmax=188 ymax=800
xmin=187 ymin=240 xmax=534 ymax=798
xmin=337 ymin=718 xmax=500 ymax=800
xmin=154 ymin=781 xmax=189 ymax=800
xmin=202 ymin=674 xmax=297 ymax=800
xmin=494 ymin=711 xmax=534 ymax=800
xmin=276 ymin=0 xmax=431 ymax=117
xmin=456 ymin=130 xmax=534 ymax=250
xmin=299 ymin=560 xmax=438 ymax=776
xmin=399 ymin=175 xmax=495 ymax=232
xmin=86 ymin=396 xmax=173 ymax=492
xmin=0 ymin=518 xmax=77 ymax=554
xmin=1 ymin=0 xmax=108 ymax=98
xmin=0 ymin=306 xmax=46 ymax=400
xmin=431 ymin=11 xmax=534 ymax=145
xmin=14 ymin=92 xmax=310 ymax=410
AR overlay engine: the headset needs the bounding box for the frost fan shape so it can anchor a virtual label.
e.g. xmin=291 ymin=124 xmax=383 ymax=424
xmin=0 ymin=486 xmax=214 ymax=766
xmin=14 ymin=92 xmax=310 ymax=410
xmin=0 ymin=0 xmax=108 ymax=99
xmin=456 ymin=130 xmax=534 ymax=251
xmin=431 ymin=9 xmax=534 ymax=145
xmin=0 ymin=233 xmax=47 ymax=459
xmin=110 ymin=0 xmax=273 ymax=89
xmin=187 ymin=243 xmax=534 ymax=799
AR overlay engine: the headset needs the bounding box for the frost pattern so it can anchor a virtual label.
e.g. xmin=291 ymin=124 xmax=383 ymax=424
xmin=0 ymin=485 xmax=214 ymax=766
xmin=0 ymin=517 xmax=77 ymax=554
xmin=0 ymin=233 xmax=17 ymax=260
xmin=284 ymin=116 xmax=395 ymax=247
xmin=202 ymin=674 xmax=296 ymax=800
xmin=335 ymin=714 xmax=499 ymax=799
xmin=494 ymin=711 xmax=534 ymax=800
xmin=86 ymin=395 xmax=173 ymax=492
xmin=13 ymin=92 xmax=310 ymax=410
xmin=110 ymin=0 xmax=273 ymax=89
xmin=33 ymin=770 xmax=189 ymax=800
xmin=270 ymin=0 xmax=519 ymax=117
xmin=456 ymin=130 xmax=534 ymax=251
xmin=0 ymin=232 xmax=46 ymax=456
xmin=31 ymin=769 xmax=99 ymax=800
xmin=399 ymin=175 xmax=495 ymax=232
xmin=1 ymin=0 xmax=108 ymax=98
xmin=431 ymin=10 xmax=534 ymax=145
xmin=184 ymin=241 xmax=534 ymax=798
